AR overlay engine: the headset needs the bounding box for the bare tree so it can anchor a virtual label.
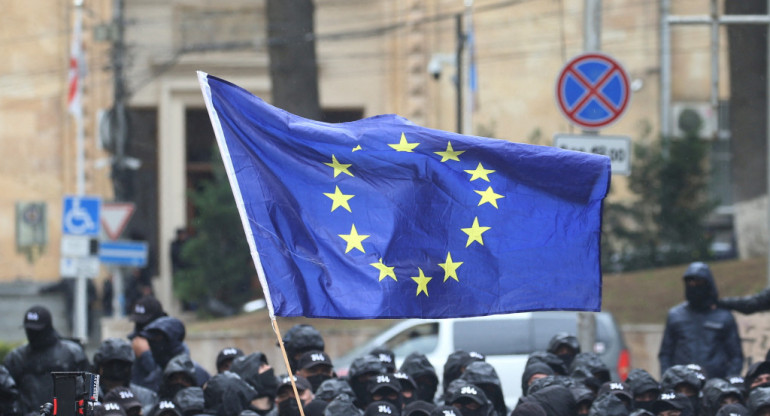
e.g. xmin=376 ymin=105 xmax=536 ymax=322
xmin=266 ymin=0 xmax=322 ymax=120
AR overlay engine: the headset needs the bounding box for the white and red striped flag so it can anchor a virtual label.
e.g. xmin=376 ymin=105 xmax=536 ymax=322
xmin=67 ymin=5 xmax=84 ymax=115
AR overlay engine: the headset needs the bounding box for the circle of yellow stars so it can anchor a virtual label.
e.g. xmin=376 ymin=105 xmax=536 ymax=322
xmin=322 ymin=132 xmax=504 ymax=298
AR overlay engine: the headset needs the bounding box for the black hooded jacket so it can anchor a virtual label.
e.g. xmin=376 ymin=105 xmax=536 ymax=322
xmin=589 ymin=393 xmax=629 ymax=416
xmin=701 ymin=379 xmax=745 ymax=416
xmin=0 ymin=365 xmax=20 ymax=416
xmin=443 ymin=351 xmax=484 ymax=395
xmin=720 ymin=287 xmax=770 ymax=315
xmin=4 ymin=326 xmax=89 ymax=416
xmin=522 ymin=362 xmax=556 ymax=396
xmin=460 ymin=361 xmax=507 ymax=416
xmin=520 ymin=385 xmax=577 ymax=416
xmin=204 ymin=372 xmax=259 ymax=416
xmin=229 ymin=353 xmax=278 ymax=400
xmin=658 ymin=262 xmax=743 ymax=378
xmin=747 ymin=387 xmax=770 ymax=416
xmin=399 ymin=353 xmax=439 ymax=404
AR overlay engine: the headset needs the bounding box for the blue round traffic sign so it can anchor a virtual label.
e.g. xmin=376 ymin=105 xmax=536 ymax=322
xmin=555 ymin=53 xmax=631 ymax=130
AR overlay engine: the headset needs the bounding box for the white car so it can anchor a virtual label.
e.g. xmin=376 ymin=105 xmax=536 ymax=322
xmin=334 ymin=311 xmax=629 ymax=407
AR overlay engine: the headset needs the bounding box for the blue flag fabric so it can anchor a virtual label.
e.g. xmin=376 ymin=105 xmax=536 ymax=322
xmin=198 ymin=72 xmax=611 ymax=319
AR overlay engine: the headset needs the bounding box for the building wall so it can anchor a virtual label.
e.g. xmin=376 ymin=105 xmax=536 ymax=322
xmin=0 ymin=0 xmax=738 ymax=297
xmin=0 ymin=0 xmax=113 ymax=283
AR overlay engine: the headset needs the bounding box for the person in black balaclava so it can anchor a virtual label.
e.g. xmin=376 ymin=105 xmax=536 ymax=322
xmin=431 ymin=405 xmax=463 ymax=416
xmin=323 ymin=394 xmax=361 ymax=416
xmin=0 ymin=365 xmax=19 ymax=416
xmin=368 ymin=374 xmax=403 ymax=410
xmin=215 ymin=347 xmax=243 ymax=374
xmin=572 ymin=385 xmax=596 ymax=416
xmin=349 ymin=355 xmax=387 ymax=409
xmin=296 ymin=350 xmax=335 ymax=393
xmin=158 ymin=354 xmax=198 ymax=400
xmin=597 ymin=383 xmax=634 ymax=412
xmin=403 ymin=400 xmax=436 ymax=416
xmin=626 ymin=369 xmax=661 ymax=413
xmin=229 ymin=352 xmax=278 ymax=416
xmin=132 ymin=317 xmax=210 ymax=392
xmin=394 ymin=372 xmax=419 ymax=407
xmin=103 ymin=387 xmax=144 ymax=416
xmin=365 ymin=401 xmax=401 ymax=416
xmin=527 ymin=352 xmax=568 ymax=377
xmin=281 ymin=324 xmax=325 ymax=373
xmin=658 ymin=262 xmax=743 ymax=379
xmin=520 ymin=384 xmax=577 ymax=416
xmin=400 ymin=352 xmax=439 ymax=404
xmin=460 ymin=361 xmax=507 ymax=416
xmin=93 ymin=337 xmax=158 ymax=416
xmin=3 ymin=305 xmax=90 ymax=416
xmin=702 ymin=378 xmax=745 ymax=416
xmin=547 ymin=333 xmax=581 ymax=370
xmin=661 ymin=365 xmax=704 ymax=416
xmin=275 ymin=375 xmax=314 ymax=416
xmin=715 ymin=403 xmax=749 ymax=416
xmin=652 ymin=392 xmax=694 ymax=416
xmin=371 ymin=347 xmax=397 ymax=374
xmin=315 ymin=378 xmax=355 ymax=403
xmin=443 ymin=351 xmax=486 ymax=399
xmin=589 ymin=393 xmax=630 ymax=416
xmin=748 ymin=387 xmax=770 ymax=416
xmin=522 ymin=362 xmax=556 ymax=397
xmin=447 ymin=381 xmax=491 ymax=416
xmin=128 ymin=295 xmax=167 ymax=339
xmin=173 ymin=386 xmax=205 ymax=416
xmin=204 ymin=372 xmax=259 ymax=416
xmin=569 ymin=353 xmax=611 ymax=395
xmin=746 ymin=362 xmax=770 ymax=393
xmin=527 ymin=375 xmax=577 ymax=397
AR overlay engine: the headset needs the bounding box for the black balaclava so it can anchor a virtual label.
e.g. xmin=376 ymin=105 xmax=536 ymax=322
xmin=25 ymin=327 xmax=58 ymax=350
xmin=349 ymin=355 xmax=386 ymax=409
xmin=447 ymin=382 xmax=490 ymax=416
xmin=682 ymin=262 xmax=717 ymax=311
xmin=547 ymin=333 xmax=581 ymax=370
xmin=400 ymin=353 xmax=438 ymax=404
xmin=307 ymin=373 xmax=332 ymax=394
xmin=278 ymin=399 xmax=302 ymax=416
xmin=282 ymin=324 xmax=325 ymax=373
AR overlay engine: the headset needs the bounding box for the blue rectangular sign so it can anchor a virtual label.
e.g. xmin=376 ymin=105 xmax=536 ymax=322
xmin=99 ymin=240 xmax=148 ymax=267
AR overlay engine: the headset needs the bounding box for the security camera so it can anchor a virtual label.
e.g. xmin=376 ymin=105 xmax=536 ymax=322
xmin=427 ymin=57 xmax=443 ymax=80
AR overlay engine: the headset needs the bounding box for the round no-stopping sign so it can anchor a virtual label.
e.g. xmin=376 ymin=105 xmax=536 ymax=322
xmin=555 ymin=53 xmax=631 ymax=130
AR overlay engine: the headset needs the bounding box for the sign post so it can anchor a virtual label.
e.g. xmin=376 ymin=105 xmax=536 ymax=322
xmin=61 ymin=195 xmax=101 ymax=341
xmin=100 ymin=202 xmax=136 ymax=317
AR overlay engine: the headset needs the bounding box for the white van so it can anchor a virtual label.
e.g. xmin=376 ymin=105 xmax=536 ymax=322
xmin=334 ymin=311 xmax=629 ymax=407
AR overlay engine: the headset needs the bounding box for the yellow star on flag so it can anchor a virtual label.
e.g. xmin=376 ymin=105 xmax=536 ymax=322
xmin=461 ymin=216 xmax=491 ymax=247
xmin=352 ymin=145 xmax=362 ymax=152
xmin=388 ymin=132 xmax=420 ymax=152
xmin=464 ymin=163 xmax=495 ymax=182
xmin=370 ymin=258 xmax=397 ymax=282
xmin=475 ymin=186 xmax=504 ymax=208
xmin=434 ymin=141 xmax=465 ymax=162
xmin=438 ymin=252 xmax=463 ymax=282
xmin=324 ymin=155 xmax=353 ymax=178
xmin=411 ymin=268 xmax=432 ymax=296
xmin=323 ymin=186 xmax=354 ymax=212
xmin=338 ymin=224 xmax=369 ymax=253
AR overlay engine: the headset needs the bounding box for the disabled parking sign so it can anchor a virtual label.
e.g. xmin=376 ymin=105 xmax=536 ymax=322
xmin=555 ymin=53 xmax=631 ymax=130
xmin=62 ymin=195 xmax=101 ymax=236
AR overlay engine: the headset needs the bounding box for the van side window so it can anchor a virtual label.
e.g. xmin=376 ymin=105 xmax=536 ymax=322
xmin=384 ymin=322 xmax=439 ymax=356
xmin=453 ymin=319 xmax=531 ymax=355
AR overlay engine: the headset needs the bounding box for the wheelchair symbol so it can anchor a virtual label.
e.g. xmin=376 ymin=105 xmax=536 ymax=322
xmin=62 ymin=196 xmax=100 ymax=235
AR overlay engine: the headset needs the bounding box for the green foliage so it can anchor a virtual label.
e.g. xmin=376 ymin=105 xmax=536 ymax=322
xmin=602 ymin=122 xmax=718 ymax=272
xmin=173 ymin=159 xmax=256 ymax=317
xmin=0 ymin=341 xmax=21 ymax=363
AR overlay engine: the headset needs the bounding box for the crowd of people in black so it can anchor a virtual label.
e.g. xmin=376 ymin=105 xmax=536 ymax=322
xmin=2 ymin=261 xmax=770 ymax=416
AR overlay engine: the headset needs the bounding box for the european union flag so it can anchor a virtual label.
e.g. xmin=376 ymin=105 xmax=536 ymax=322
xmin=198 ymin=72 xmax=611 ymax=319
